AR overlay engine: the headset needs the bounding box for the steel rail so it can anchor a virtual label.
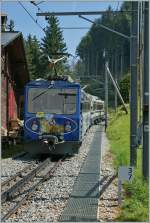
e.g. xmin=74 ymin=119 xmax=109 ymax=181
xmin=1 ymin=157 xmax=65 ymax=222
xmin=12 ymin=151 xmax=27 ymax=159
xmin=1 ymin=158 xmax=50 ymax=203
xmin=1 ymin=164 xmax=34 ymax=187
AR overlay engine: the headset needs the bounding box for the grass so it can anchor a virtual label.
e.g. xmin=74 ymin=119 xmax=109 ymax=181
xmin=2 ymin=144 xmax=24 ymax=159
xmin=107 ymin=108 xmax=149 ymax=222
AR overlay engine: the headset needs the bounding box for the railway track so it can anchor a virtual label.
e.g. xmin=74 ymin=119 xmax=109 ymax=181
xmin=1 ymin=163 xmax=36 ymax=190
xmin=12 ymin=151 xmax=28 ymax=159
xmin=1 ymin=156 xmax=66 ymax=222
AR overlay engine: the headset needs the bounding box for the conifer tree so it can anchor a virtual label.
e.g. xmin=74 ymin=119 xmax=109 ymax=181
xmin=8 ymin=19 xmax=15 ymax=31
xmin=76 ymin=2 xmax=131 ymax=78
xmin=75 ymin=2 xmax=131 ymax=100
xmin=41 ymin=16 xmax=67 ymax=77
xmin=25 ymin=34 xmax=42 ymax=80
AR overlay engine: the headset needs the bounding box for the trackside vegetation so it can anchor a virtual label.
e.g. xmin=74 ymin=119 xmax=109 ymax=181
xmin=107 ymin=108 xmax=149 ymax=221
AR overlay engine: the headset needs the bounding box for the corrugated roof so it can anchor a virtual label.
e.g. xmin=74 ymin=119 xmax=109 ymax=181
xmin=1 ymin=32 xmax=21 ymax=47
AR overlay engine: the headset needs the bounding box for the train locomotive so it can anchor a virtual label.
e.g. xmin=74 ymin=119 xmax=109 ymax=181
xmin=24 ymin=76 xmax=104 ymax=155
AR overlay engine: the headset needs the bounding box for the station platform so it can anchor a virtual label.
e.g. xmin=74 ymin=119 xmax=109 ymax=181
xmin=60 ymin=126 xmax=102 ymax=222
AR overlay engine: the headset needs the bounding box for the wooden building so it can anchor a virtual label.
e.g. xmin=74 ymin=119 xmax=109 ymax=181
xmin=1 ymin=30 xmax=29 ymax=137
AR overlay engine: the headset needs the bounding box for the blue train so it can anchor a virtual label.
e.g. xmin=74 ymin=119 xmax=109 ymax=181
xmin=24 ymin=76 xmax=104 ymax=155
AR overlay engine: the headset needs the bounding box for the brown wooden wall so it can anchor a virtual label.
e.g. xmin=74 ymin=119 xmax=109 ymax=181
xmin=1 ymin=50 xmax=8 ymax=135
xmin=1 ymin=48 xmax=19 ymax=136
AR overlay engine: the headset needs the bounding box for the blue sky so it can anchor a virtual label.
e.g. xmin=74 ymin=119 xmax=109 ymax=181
xmin=2 ymin=1 xmax=122 ymax=56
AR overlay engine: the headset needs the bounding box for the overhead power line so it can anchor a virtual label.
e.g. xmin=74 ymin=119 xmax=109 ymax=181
xmin=29 ymin=2 xmax=91 ymax=31
xmin=30 ymin=1 xmax=43 ymax=12
xmin=60 ymin=27 xmax=90 ymax=29
xmin=18 ymin=1 xmax=45 ymax=33
xmin=30 ymin=1 xmax=45 ymax=6
xmin=79 ymin=15 xmax=130 ymax=40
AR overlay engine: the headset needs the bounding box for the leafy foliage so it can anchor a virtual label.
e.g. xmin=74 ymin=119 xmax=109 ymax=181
xmin=119 ymin=73 xmax=130 ymax=103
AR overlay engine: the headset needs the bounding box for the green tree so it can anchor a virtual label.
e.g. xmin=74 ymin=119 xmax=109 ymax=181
xmin=8 ymin=19 xmax=14 ymax=31
xmin=74 ymin=59 xmax=85 ymax=78
xmin=119 ymin=73 xmax=130 ymax=103
xmin=41 ymin=16 xmax=67 ymax=77
xmin=25 ymin=34 xmax=43 ymax=80
xmin=75 ymin=2 xmax=131 ymax=102
xmin=77 ymin=3 xmax=131 ymax=77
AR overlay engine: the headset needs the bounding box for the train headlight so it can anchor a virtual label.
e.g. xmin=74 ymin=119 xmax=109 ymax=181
xmin=31 ymin=121 xmax=38 ymax=131
xmin=64 ymin=122 xmax=72 ymax=132
xmin=59 ymin=135 xmax=64 ymax=140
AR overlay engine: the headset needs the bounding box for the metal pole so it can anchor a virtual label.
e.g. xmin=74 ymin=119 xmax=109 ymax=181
xmin=96 ymin=52 xmax=98 ymax=77
xmin=88 ymin=51 xmax=90 ymax=76
xmin=130 ymin=1 xmax=138 ymax=167
xmin=106 ymin=65 xmax=128 ymax=114
xmin=37 ymin=10 xmax=137 ymax=17
xmin=111 ymin=53 xmax=114 ymax=76
xmin=120 ymin=49 xmax=123 ymax=78
xmin=79 ymin=15 xmax=130 ymax=40
xmin=139 ymin=2 xmax=144 ymax=125
xmin=142 ymin=2 xmax=149 ymax=179
xmin=37 ymin=10 xmax=130 ymax=40
xmin=137 ymin=2 xmax=141 ymax=123
xmin=115 ymin=50 xmax=118 ymax=112
xmin=104 ymin=50 xmax=108 ymax=132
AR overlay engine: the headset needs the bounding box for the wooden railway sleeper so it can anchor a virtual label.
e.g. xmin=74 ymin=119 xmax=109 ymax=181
xmin=1 ymin=157 xmax=65 ymax=222
xmin=1 ymin=158 xmax=50 ymax=203
xmin=1 ymin=164 xmax=33 ymax=187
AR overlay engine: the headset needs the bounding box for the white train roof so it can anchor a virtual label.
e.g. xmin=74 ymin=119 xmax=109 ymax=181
xmin=81 ymin=90 xmax=104 ymax=103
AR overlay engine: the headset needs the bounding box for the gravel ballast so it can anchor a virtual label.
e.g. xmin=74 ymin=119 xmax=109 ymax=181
xmin=98 ymin=130 xmax=121 ymax=221
xmin=1 ymin=154 xmax=36 ymax=182
xmin=2 ymin=125 xmax=100 ymax=222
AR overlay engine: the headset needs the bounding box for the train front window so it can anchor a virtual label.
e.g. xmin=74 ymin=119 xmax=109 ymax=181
xmin=28 ymin=88 xmax=77 ymax=114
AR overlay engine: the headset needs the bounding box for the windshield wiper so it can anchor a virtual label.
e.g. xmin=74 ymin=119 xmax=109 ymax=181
xmin=32 ymin=89 xmax=48 ymax=101
xmin=32 ymin=89 xmax=76 ymax=102
xmin=32 ymin=85 xmax=53 ymax=101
